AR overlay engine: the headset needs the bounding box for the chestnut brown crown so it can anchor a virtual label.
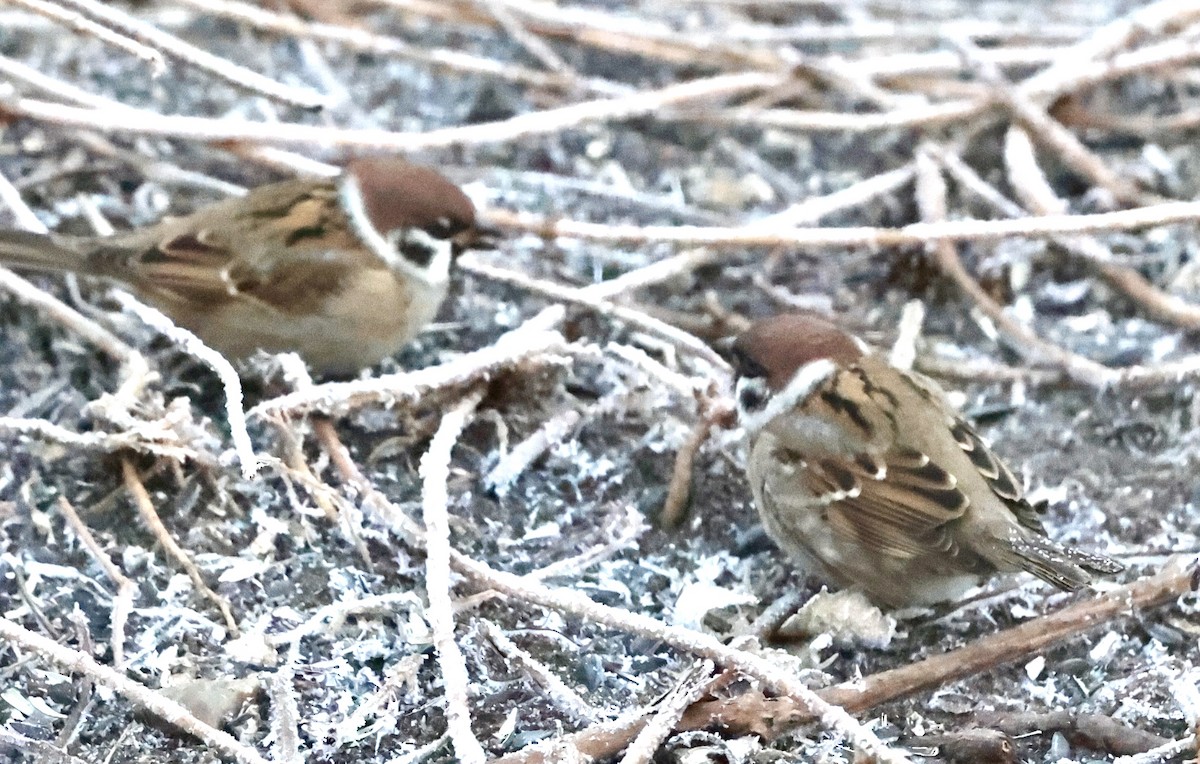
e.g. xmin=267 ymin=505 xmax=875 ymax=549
xmin=345 ymin=158 xmax=477 ymax=240
xmin=727 ymin=313 xmax=862 ymax=391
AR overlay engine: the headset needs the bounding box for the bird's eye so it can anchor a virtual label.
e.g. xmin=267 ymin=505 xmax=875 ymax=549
xmin=426 ymin=216 xmax=465 ymax=239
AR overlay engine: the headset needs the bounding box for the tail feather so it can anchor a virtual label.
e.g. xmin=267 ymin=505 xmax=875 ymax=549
xmin=0 ymin=230 xmax=90 ymax=274
xmin=994 ymin=532 xmax=1124 ymax=592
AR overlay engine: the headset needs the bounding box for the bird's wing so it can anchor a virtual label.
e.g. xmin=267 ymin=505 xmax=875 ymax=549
xmin=107 ymin=180 xmax=368 ymax=314
xmin=760 ymin=364 xmax=972 ymax=560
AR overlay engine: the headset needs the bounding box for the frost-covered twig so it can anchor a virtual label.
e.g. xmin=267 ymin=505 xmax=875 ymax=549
xmin=484 ymin=408 xmax=582 ymax=495
xmin=481 ymin=620 xmax=598 ymax=724
xmin=457 ymin=257 xmax=729 ymax=372
xmin=250 ymin=310 xmax=569 ymax=418
xmin=0 ymin=615 xmax=268 ymax=764
xmin=479 ymin=198 xmax=1200 ymax=249
xmin=55 ymin=497 xmax=136 ymax=666
xmin=1002 ymin=128 xmax=1200 ymax=330
xmin=120 ymin=458 xmax=241 ymax=637
xmin=113 ymin=292 xmax=260 ymax=479
xmin=4 ymin=0 xmax=166 ymax=73
xmin=176 ymin=0 xmax=625 ymax=95
xmin=51 ymin=0 xmax=328 ymax=108
xmin=2 ymin=72 xmax=779 ymax=149
xmin=618 ymin=661 xmax=715 ymax=764
xmin=912 ymin=149 xmax=1119 ymax=387
xmin=420 ymin=390 xmax=487 ymax=764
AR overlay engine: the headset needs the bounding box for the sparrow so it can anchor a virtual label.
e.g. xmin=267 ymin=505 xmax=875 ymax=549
xmin=0 ymin=158 xmax=479 ymax=374
xmin=723 ymin=313 xmax=1123 ymax=608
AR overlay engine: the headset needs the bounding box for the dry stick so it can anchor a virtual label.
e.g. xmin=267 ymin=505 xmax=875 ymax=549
xmin=619 ymin=660 xmax=716 ymax=764
xmin=4 ymin=0 xmax=166 ymax=73
xmin=176 ymin=0 xmax=625 ymax=96
xmin=381 ymin=0 xmax=785 ymax=70
xmin=971 ymin=710 xmax=1172 ymax=756
xmin=0 ymin=53 xmax=137 ymax=110
xmin=759 ymin=164 xmax=915 ymax=226
xmin=1 ymin=71 xmax=780 ymax=149
xmin=481 ymin=620 xmax=598 ymax=724
xmin=471 ymin=0 xmax=575 ymax=77
xmin=1020 ymin=0 xmax=1200 ymax=96
xmin=0 ymin=616 xmax=268 ymax=764
xmin=702 ymin=22 xmax=1200 ymax=135
xmin=418 ymin=389 xmax=487 ymax=764
xmin=816 ymin=558 xmax=1196 ymax=714
xmin=912 ymin=150 xmax=1120 ymax=388
xmin=658 ymin=397 xmax=731 ymax=529
xmin=50 ymin=0 xmax=328 ymax=109
xmin=113 ymin=292 xmax=261 ymax=480
xmin=0 ymin=54 xmax=323 ymax=188
xmin=498 ymin=558 xmax=1197 ymax=764
xmin=457 ymin=257 xmax=730 ymax=373
xmin=120 ymin=458 xmax=241 ymax=637
xmin=952 ymin=36 xmax=1155 ymax=207
xmin=0 ymin=417 xmax=201 ymax=461
xmin=452 ymin=548 xmax=912 ymax=764
xmin=1114 ymin=738 xmax=1196 ymax=764
xmin=1001 ymin=129 xmax=1200 ymax=331
xmin=310 ymin=398 xmax=906 ymax=763
xmin=476 ymin=199 xmax=1200 ymax=250
xmin=484 ymin=408 xmax=583 ymax=494
xmin=249 ymin=311 xmax=568 ymax=418
xmin=55 ymin=497 xmax=136 ymax=667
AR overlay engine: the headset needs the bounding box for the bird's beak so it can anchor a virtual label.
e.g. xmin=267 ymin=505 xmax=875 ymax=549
xmin=452 ymin=223 xmax=502 ymax=256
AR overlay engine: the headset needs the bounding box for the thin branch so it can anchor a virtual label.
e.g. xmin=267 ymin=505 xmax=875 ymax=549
xmin=113 ymin=292 xmax=261 ymax=480
xmin=249 ymin=309 xmax=569 ymax=418
xmin=120 ymin=458 xmax=241 ymax=637
xmin=476 ymin=200 xmax=1200 ymax=250
xmin=175 ymin=0 xmax=625 ymax=96
xmin=419 ymin=389 xmax=487 ymax=764
xmin=4 ymin=0 xmax=166 ymax=74
xmin=52 ymin=0 xmax=328 ymax=108
xmin=0 ymin=615 xmax=268 ymax=764
xmin=1 ymin=72 xmax=781 ymax=149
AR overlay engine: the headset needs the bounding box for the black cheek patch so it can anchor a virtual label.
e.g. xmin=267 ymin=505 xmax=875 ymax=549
xmin=396 ymin=234 xmax=437 ymax=267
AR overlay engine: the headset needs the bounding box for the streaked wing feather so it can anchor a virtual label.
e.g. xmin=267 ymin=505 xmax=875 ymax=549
xmin=948 ymin=418 xmax=1045 ymax=533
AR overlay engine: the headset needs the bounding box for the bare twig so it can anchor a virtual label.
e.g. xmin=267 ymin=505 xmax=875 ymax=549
xmin=113 ymin=292 xmax=261 ymax=479
xmin=4 ymin=0 xmax=166 ymax=73
xmin=476 ymin=200 xmax=1200 ymax=249
xmin=481 ymin=620 xmax=598 ymax=724
xmin=51 ymin=0 xmax=328 ymax=108
xmin=0 ymin=615 xmax=268 ymax=764
xmin=619 ymin=661 xmax=717 ymax=764
xmin=120 ymin=458 xmax=241 ymax=637
xmin=420 ymin=389 xmax=487 ymax=764
xmin=1 ymin=72 xmax=781 ymax=149
xmin=55 ymin=497 xmax=136 ymax=666
xmin=176 ymin=0 xmax=625 ymax=95
xmin=1001 ymin=129 xmax=1200 ymax=330
xmin=249 ymin=309 xmax=569 ymax=418
xmin=498 ymin=558 xmax=1194 ymax=762
xmin=912 ymin=148 xmax=1119 ymax=387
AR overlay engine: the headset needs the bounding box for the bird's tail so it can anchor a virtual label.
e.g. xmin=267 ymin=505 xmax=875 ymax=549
xmin=0 ymin=230 xmax=91 ymax=274
xmin=989 ymin=532 xmax=1124 ymax=592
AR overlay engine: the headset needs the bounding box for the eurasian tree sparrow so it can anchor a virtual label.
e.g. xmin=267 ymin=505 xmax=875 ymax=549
xmin=724 ymin=313 xmax=1123 ymax=607
xmin=0 ymin=158 xmax=479 ymax=374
